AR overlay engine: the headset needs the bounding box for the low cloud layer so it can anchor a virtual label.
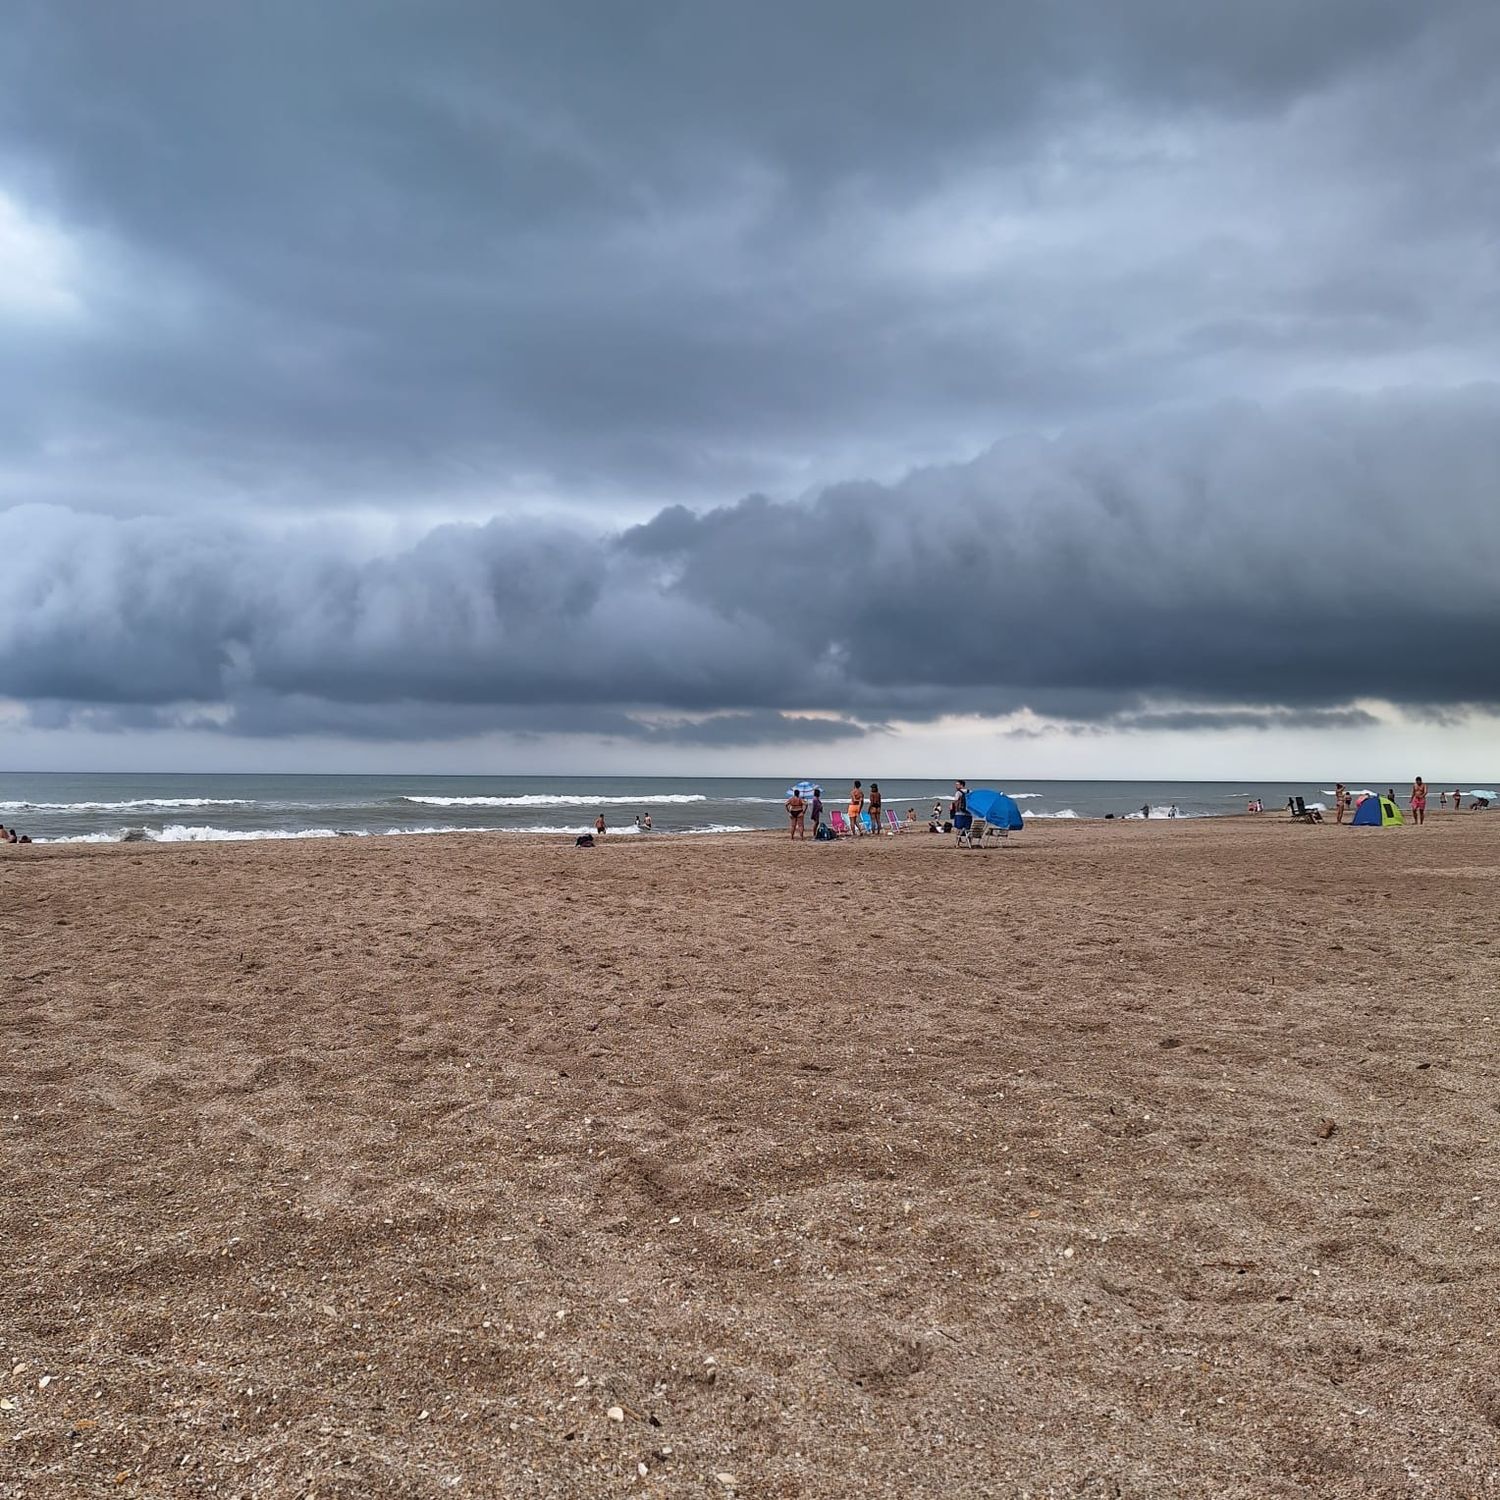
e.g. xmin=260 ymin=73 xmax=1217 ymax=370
xmin=5 ymin=390 xmax=1496 ymax=744
xmin=0 ymin=2 xmax=1496 ymax=520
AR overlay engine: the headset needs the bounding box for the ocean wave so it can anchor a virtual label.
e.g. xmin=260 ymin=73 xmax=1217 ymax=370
xmin=401 ymin=793 xmax=708 ymax=808
xmin=1026 ymin=808 xmax=1080 ymax=819
xmin=0 ymin=797 xmax=256 ymax=812
xmin=1124 ymin=805 xmax=1195 ymax=820
xmin=38 ymin=821 xmax=755 ymax=845
xmin=1007 ymin=792 xmax=1043 ymax=799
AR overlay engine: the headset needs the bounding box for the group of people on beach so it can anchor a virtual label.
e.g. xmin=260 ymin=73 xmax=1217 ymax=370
xmin=783 ymin=780 xmax=972 ymax=840
xmin=0 ymin=823 xmax=31 ymax=845
xmin=1325 ymin=779 xmax=1477 ymax=824
xmin=579 ymin=810 xmax=651 ymax=842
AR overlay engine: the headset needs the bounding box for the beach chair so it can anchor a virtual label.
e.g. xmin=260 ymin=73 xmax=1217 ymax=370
xmin=1289 ymin=796 xmax=1323 ymax=824
xmin=884 ymin=809 xmax=902 ymax=834
xmin=829 ymin=810 xmax=851 ymax=837
xmin=858 ymin=811 xmax=876 ymax=836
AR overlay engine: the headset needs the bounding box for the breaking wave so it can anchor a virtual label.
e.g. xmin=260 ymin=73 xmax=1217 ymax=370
xmin=401 ymin=793 xmax=708 ymax=808
xmin=0 ymin=798 xmax=256 ymax=812
xmin=38 ymin=821 xmax=754 ymax=846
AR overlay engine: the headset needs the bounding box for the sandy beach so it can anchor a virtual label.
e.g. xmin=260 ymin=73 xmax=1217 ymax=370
xmin=4 ymin=815 xmax=1498 ymax=1498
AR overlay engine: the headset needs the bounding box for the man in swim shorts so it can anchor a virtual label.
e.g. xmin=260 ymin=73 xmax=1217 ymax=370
xmin=1410 ymin=777 xmax=1427 ymax=825
xmin=951 ymin=779 xmax=971 ymax=843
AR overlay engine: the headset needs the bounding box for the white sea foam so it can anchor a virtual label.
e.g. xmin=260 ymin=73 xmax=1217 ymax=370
xmin=38 ymin=820 xmax=754 ymax=845
xmin=1026 ymin=808 xmax=1080 ymax=819
xmin=402 ymin=793 xmax=708 ymax=808
xmin=0 ymin=798 xmax=256 ymax=812
xmin=1008 ymin=792 xmax=1043 ymax=799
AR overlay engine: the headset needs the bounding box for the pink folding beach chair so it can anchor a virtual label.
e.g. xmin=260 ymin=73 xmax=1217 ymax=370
xmin=829 ymin=810 xmax=851 ymax=837
xmin=884 ymin=809 xmax=902 ymax=834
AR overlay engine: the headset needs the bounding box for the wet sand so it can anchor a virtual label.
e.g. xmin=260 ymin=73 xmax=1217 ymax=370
xmin=4 ymin=815 xmax=1499 ymax=1497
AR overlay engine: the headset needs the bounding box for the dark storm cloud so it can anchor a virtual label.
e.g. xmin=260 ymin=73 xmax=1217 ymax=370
xmin=0 ymin=1 xmax=1496 ymax=517
xmin=3 ymin=390 xmax=1497 ymax=743
xmin=1115 ymin=708 xmax=1381 ymax=734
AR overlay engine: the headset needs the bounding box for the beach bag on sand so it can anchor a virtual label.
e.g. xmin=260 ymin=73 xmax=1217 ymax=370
xmin=575 ymin=833 xmax=595 ymax=847
xmin=815 ymin=823 xmax=836 ymax=840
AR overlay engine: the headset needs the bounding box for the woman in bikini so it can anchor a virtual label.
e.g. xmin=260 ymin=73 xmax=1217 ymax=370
xmin=1410 ymin=776 xmax=1427 ymax=825
xmin=785 ymin=789 xmax=807 ymax=840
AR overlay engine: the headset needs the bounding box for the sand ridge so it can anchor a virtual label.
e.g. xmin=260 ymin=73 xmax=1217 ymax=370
xmin=3 ymin=816 xmax=1499 ymax=1497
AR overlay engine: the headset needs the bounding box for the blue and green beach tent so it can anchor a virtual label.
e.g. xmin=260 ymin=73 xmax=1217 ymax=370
xmin=1350 ymin=794 xmax=1404 ymax=827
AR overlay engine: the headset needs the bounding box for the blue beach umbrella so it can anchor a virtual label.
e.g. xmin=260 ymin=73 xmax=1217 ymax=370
xmin=964 ymin=789 xmax=1024 ymax=830
xmin=786 ymin=780 xmax=818 ymax=796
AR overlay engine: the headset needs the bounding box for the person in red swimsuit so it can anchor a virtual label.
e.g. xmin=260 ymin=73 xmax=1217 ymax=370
xmin=1409 ymin=777 xmax=1427 ymax=825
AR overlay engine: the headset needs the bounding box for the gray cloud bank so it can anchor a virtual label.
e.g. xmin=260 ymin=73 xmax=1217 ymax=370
xmin=1 ymin=1 xmax=1497 ymax=516
xmin=4 ymin=390 xmax=1497 ymax=743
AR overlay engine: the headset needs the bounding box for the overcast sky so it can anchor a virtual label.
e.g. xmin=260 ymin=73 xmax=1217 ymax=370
xmin=1 ymin=0 xmax=1496 ymax=776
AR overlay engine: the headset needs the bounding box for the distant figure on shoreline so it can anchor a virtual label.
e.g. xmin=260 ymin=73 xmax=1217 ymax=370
xmin=594 ymin=812 xmax=607 ymax=838
xmin=1410 ymin=777 xmax=1427 ymax=825
xmin=867 ymin=782 xmax=882 ymax=829
xmin=1440 ymin=790 xmax=1448 ymax=809
xmin=1333 ymin=784 xmax=1348 ymax=823
xmin=848 ymin=780 xmax=863 ymax=829
xmin=1454 ymin=786 xmax=1463 ymax=812
xmin=635 ymin=812 xmax=652 ymax=833
xmin=810 ymin=787 xmax=823 ymax=835
xmin=1141 ymin=804 xmax=1150 ymax=819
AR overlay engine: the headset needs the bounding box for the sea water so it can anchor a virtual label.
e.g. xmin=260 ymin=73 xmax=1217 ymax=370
xmin=0 ymin=773 xmax=1480 ymax=845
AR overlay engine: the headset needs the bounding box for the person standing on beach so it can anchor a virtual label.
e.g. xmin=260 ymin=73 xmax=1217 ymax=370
xmin=810 ymin=786 xmax=823 ymax=835
xmin=785 ymin=788 xmax=807 ymax=840
xmin=1410 ymin=777 xmax=1427 ymax=825
xmin=594 ymin=812 xmax=607 ymax=838
xmin=1333 ymin=784 xmax=1347 ymax=823
xmin=1454 ymin=786 xmax=1463 ymax=812
xmin=951 ymin=779 xmax=971 ymax=843
xmin=868 ymin=782 xmax=882 ymax=829
xmin=848 ymin=780 xmax=863 ymax=829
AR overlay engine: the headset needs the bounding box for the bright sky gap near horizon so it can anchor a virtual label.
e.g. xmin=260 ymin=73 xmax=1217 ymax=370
xmin=1 ymin=2 xmax=1497 ymax=776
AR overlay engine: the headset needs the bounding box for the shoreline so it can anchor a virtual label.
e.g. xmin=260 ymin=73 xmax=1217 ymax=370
xmin=20 ymin=805 xmax=1349 ymax=849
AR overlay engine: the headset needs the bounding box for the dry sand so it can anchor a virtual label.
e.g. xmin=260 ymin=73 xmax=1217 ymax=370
xmin=3 ymin=815 xmax=1499 ymax=1498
